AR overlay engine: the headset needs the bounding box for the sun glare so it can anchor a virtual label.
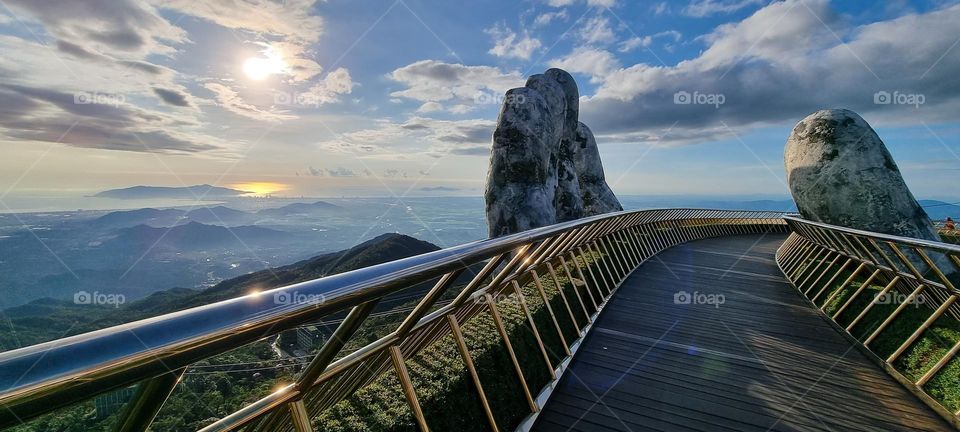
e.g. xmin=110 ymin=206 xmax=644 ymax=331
xmin=232 ymin=182 xmax=288 ymax=196
xmin=242 ymin=48 xmax=287 ymax=80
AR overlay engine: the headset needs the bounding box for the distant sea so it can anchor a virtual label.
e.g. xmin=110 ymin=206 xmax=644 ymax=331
xmin=0 ymin=192 xmax=803 ymax=214
xmin=0 ymin=193 xmax=227 ymax=214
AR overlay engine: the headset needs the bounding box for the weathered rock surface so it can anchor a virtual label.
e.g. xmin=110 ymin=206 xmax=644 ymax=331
xmin=575 ymin=122 xmax=623 ymax=215
xmin=523 ymin=73 xmax=566 ymax=213
xmin=785 ymin=109 xmax=939 ymax=241
xmin=485 ymin=87 xmax=558 ymax=238
xmin=486 ymin=69 xmax=621 ymax=237
xmin=544 ymin=69 xmax=585 ymax=222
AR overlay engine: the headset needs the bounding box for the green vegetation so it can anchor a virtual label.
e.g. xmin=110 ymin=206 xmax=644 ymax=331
xmin=793 ymin=253 xmax=960 ymax=412
xmin=311 ymin=253 xmax=611 ymax=431
xmin=6 ymin=235 xmax=615 ymax=432
xmin=939 ymin=230 xmax=960 ymax=245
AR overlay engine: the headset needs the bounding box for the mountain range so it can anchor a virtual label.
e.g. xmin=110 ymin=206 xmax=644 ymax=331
xmin=90 ymin=201 xmax=344 ymax=228
xmin=103 ymin=222 xmax=291 ymax=251
xmin=0 ymin=233 xmax=440 ymax=349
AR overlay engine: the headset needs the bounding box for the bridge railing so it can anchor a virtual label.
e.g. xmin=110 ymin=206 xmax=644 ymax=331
xmin=0 ymin=209 xmax=785 ymax=432
xmin=776 ymin=216 xmax=960 ymax=427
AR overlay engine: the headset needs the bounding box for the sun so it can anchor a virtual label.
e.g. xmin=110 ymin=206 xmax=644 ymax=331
xmin=232 ymin=182 xmax=288 ymax=196
xmin=242 ymin=48 xmax=287 ymax=80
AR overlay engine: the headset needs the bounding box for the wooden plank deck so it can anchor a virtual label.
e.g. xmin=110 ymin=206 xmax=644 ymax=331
xmin=531 ymin=234 xmax=951 ymax=432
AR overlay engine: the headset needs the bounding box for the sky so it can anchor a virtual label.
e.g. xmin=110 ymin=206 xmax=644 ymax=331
xmin=0 ymin=0 xmax=958 ymax=205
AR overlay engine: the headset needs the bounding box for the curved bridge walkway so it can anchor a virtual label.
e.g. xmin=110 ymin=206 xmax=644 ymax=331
xmin=531 ymin=234 xmax=951 ymax=432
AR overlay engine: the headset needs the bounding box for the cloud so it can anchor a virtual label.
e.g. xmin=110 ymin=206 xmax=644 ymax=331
xmin=300 ymin=68 xmax=354 ymax=105
xmin=449 ymin=104 xmax=474 ymax=115
xmin=486 ymin=22 xmax=542 ymax=60
xmin=577 ymin=1 xmax=960 ymax=145
xmin=153 ymin=87 xmax=193 ymax=107
xmin=204 ymin=82 xmax=295 ymax=122
xmin=683 ymin=0 xmax=765 ymax=17
xmin=388 ymin=60 xmax=524 ymax=105
xmin=417 ymin=102 xmax=444 ymax=113
xmin=0 ymin=84 xmax=224 ymax=154
xmin=0 ymin=31 xmax=239 ymax=155
xmin=325 ymin=167 xmax=363 ymax=177
xmin=151 ymin=1 xmax=326 ymax=83
xmin=534 ymin=10 xmax=569 ymax=27
xmin=618 ymin=30 xmax=682 ymax=52
xmin=578 ymin=15 xmax=617 ymax=45
xmin=150 ymin=0 xmax=323 ymax=43
xmin=318 ymin=116 xmax=495 ymax=157
xmin=549 ymin=47 xmax=621 ymax=83
xmin=4 ymin=0 xmax=186 ymax=56
xmin=549 ymin=0 xmax=617 ymax=7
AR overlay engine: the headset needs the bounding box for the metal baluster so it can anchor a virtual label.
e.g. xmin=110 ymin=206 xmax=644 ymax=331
xmin=389 ymin=346 xmax=429 ymax=431
xmin=114 ymin=368 xmax=185 ymax=432
xmin=446 ymin=315 xmax=499 ymax=432
xmin=511 ymin=280 xmax=556 ymax=378
xmin=485 ymin=293 xmax=539 ymax=413
xmin=530 ymin=269 xmax=572 ymax=355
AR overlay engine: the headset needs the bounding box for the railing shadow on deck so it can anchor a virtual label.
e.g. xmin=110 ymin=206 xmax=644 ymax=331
xmin=0 ymin=209 xmax=786 ymax=432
